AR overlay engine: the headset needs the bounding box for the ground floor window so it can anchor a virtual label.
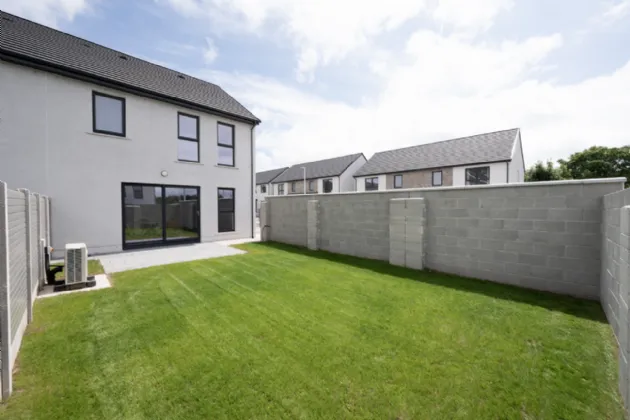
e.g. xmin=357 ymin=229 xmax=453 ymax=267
xmin=218 ymin=188 xmax=235 ymax=233
xmin=122 ymin=183 xmax=200 ymax=250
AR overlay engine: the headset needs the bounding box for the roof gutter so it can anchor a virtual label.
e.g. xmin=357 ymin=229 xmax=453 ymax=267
xmin=0 ymin=50 xmax=261 ymax=125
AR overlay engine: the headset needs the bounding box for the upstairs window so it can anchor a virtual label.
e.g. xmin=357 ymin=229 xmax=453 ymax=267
xmin=261 ymin=185 xmax=267 ymax=193
xmin=394 ymin=175 xmax=403 ymax=189
xmin=365 ymin=177 xmax=379 ymax=191
xmin=466 ymin=167 xmax=490 ymax=185
xmin=308 ymin=180 xmax=316 ymax=192
xmin=178 ymin=113 xmax=199 ymax=162
xmin=93 ymin=92 xmax=125 ymax=136
xmin=278 ymin=184 xmax=285 ymax=195
xmin=323 ymin=179 xmax=333 ymax=193
xmin=291 ymin=182 xmax=297 ymax=193
xmin=432 ymin=170 xmax=443 ymax=186
xmin=218 ymin=123 xmax=235 ymax=166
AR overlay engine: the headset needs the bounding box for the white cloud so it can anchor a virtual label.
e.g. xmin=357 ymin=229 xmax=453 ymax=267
xmin=433 ymin=0 xmax=514 ymax=31
xmin=200 ymin=29 xmax=629 ymax=172
xmin=0 ymin=0 xmax=90 ymax=27
xmin=203 ymin=37 xmax=218 ymax=64
xmin=601 ymin=0 xmax=630 ymax=23
xmin=160 ymin=0 xmax=427 ymax=80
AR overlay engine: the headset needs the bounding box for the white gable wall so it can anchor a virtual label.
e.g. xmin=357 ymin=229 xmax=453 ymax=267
xmin=508 ymin=131 xmax=525 ymax=183
xmin=339 ymin=155 xmax=367 ymax=192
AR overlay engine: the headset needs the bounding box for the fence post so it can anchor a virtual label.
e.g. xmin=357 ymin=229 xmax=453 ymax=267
xmin=0 ymin=181 xmax=12 ymax=399
xmin=307 ymin=200 xmax=320 ymax=251
xmin=34 ymin=194 xmax=43 ymax=290
xmin=18 ymin=189 xmax=33 ymax=323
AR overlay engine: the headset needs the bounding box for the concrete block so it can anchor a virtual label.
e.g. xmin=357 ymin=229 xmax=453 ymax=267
xmin=549 ymin=256 xmax=597 ymax=271
xmin=534 ymin=221 xmax=566 ymax=233
xmin=505 ymin=263 xmax=533 ymax=276
xmin=565 ymin=246 xmax=600 ymax=260
xmin=518 ymin=253 xmax=547 ymax=266
xmin=447 ymin=208 xmax=469 ymax=218
xmin=468 ymin=209 xmax=491 ymax=218
xmin=518 ymin=208 xmax=549 ymax=220
xmin=469 ymin=248 xmax=495 ymax=262
xmin=405 ymin=251 xmax=424 ymax=270
xmin=389 ymin=249 xmax=406 ymax=267
xmin=456 ymin=198 xmax=480 ymax=209
xmin=478 ymin=219 xmax=504 ymax=229
xmin=478 ymin=261 xmax=504 ymax=272
xmin=490 ymin=208 xmax=519 ymax=219
xmin=566 ymin=221 xmax=601 ymax=234
xmin=531 ymin=265 xmax=563 ymax=280
xmin=547 ymin=208 xmax=583 ymax=222
xmin=479 ymin=197 xmax=506 ymax=208
xmin=457 ymin=238 xmax=479 ymax=249
xmin=479 ymin=239 xmax=505 ymax=251
xmin=504 ymin=241 xmax=534 ymax=253
xmin=457 ymin=218 xmax=479 ymax=228
xmin=504 ymin=220 xmax=534 ymax=230
xmin=494 ymin=250 xmax=519 ymax=263
xmin=534 ymin=196 xmax=567 ymax=208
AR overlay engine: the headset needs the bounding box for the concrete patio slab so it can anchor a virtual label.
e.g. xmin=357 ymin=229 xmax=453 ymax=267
xmin=39 ymin=274 xmax=111 ymax=299
xmin=97 ymin=242 xmax=247 ymax=273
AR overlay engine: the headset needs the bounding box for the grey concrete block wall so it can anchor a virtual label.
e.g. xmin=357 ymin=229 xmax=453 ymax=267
xmin=601 ymin=189 xmax=630 ymax=410
xmin=267 ymin=178 xmax=624 ymax=299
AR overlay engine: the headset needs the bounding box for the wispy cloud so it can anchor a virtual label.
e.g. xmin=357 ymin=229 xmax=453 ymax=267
xmin=203 ymin=37 xmax=218 ymax=64
xmin=0 ymin=0 xmax=92 ymax=27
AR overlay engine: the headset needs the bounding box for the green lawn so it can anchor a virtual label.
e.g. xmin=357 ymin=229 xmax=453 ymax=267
xmin=52 ymin=259 xmax=105 ymax=281
xmin=1 ymin=243 xmax=624 ymax=419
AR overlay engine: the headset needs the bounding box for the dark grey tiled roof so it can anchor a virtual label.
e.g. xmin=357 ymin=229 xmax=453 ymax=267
xmin=0 ymin=10 xmax=259 ymax=123
xmin=273 ymin=153 xmax=365 ymax=183
xmin=256 ymin=167 xmax=288 ymax=185
xmin=354 ymin=129 xmax=519 ymax=177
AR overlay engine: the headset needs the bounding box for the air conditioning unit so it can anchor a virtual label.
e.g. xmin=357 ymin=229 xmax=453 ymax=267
xmin=65 ymin=243 xmax=88 ymax=285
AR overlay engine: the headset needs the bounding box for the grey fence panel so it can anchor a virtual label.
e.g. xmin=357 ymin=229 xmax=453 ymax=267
xmin=6 ymin=190 xmax=27 ymax=343
xmin=0 ymin=181 xmax=52 ymax=400
xmin=30 ymin=196 xmax=39 ymax=295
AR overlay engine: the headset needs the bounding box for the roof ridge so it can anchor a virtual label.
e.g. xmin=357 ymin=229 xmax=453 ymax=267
xmin=372 ymin=128 xmax=519 ymax=156
xmin=287 ymin=152 xmax=362 ymax=168
xmin=0 ymin=9 xmax=221 ymax=89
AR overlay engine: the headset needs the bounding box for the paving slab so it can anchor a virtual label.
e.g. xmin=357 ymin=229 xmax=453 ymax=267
xmin=39 ymin=274 xmax=111 ymax=299
xmin=98 ymin=242 xmax=247 ymax=273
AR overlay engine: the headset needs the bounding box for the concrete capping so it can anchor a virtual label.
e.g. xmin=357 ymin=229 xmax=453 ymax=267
xmin=267 ymin=177 xmax=627 ymax=199
xmin=18 ymin=189 xmax=33 ymax=323
xmin=0 ymin=181 xmax=11 ymax=399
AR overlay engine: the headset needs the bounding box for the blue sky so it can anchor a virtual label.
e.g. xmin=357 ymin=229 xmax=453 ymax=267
xmin=2 ymin=0 xmax=630 ymax=171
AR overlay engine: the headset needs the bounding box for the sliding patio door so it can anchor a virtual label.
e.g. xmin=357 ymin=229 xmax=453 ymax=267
xmin=122 ymin=183 xmax=200 ymax=250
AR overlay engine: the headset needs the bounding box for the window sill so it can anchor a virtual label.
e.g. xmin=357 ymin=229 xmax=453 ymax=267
xmin=215 ymin=165 xmax=239 ymax=170
xmin=86 ymin=132 xmax=131 ymax=140
xmin=175 ymin=160 xmax=204 ymax=166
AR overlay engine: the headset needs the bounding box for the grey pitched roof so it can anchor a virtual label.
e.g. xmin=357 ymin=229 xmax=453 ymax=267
xmin=256 ymin=167 xmax=288 ymax=185
xmin=273 ymin=153 xmax=365 ymax=183
xmin=0 ymin=10 xmax=259 ymax=123
xmin=354 ymin=129 xmax=520 ymax=177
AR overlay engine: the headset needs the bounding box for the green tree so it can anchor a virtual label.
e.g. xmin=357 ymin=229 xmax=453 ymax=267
xmin=558 ymin=146 xmax=630 ymax=185
xmin=525 ymin=160 xmax=565 ymax=182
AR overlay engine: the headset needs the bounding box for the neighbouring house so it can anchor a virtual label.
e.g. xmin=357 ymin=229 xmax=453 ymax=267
xmin=354 ymin=129 xmax=525 ymax=191
xmin=0 ymin=11 xmax=260 ymax=257
xmin=255 ymin=167 xmax=288 ymax=214
xmin=272 ymin=154 xmax=367 ymax=195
